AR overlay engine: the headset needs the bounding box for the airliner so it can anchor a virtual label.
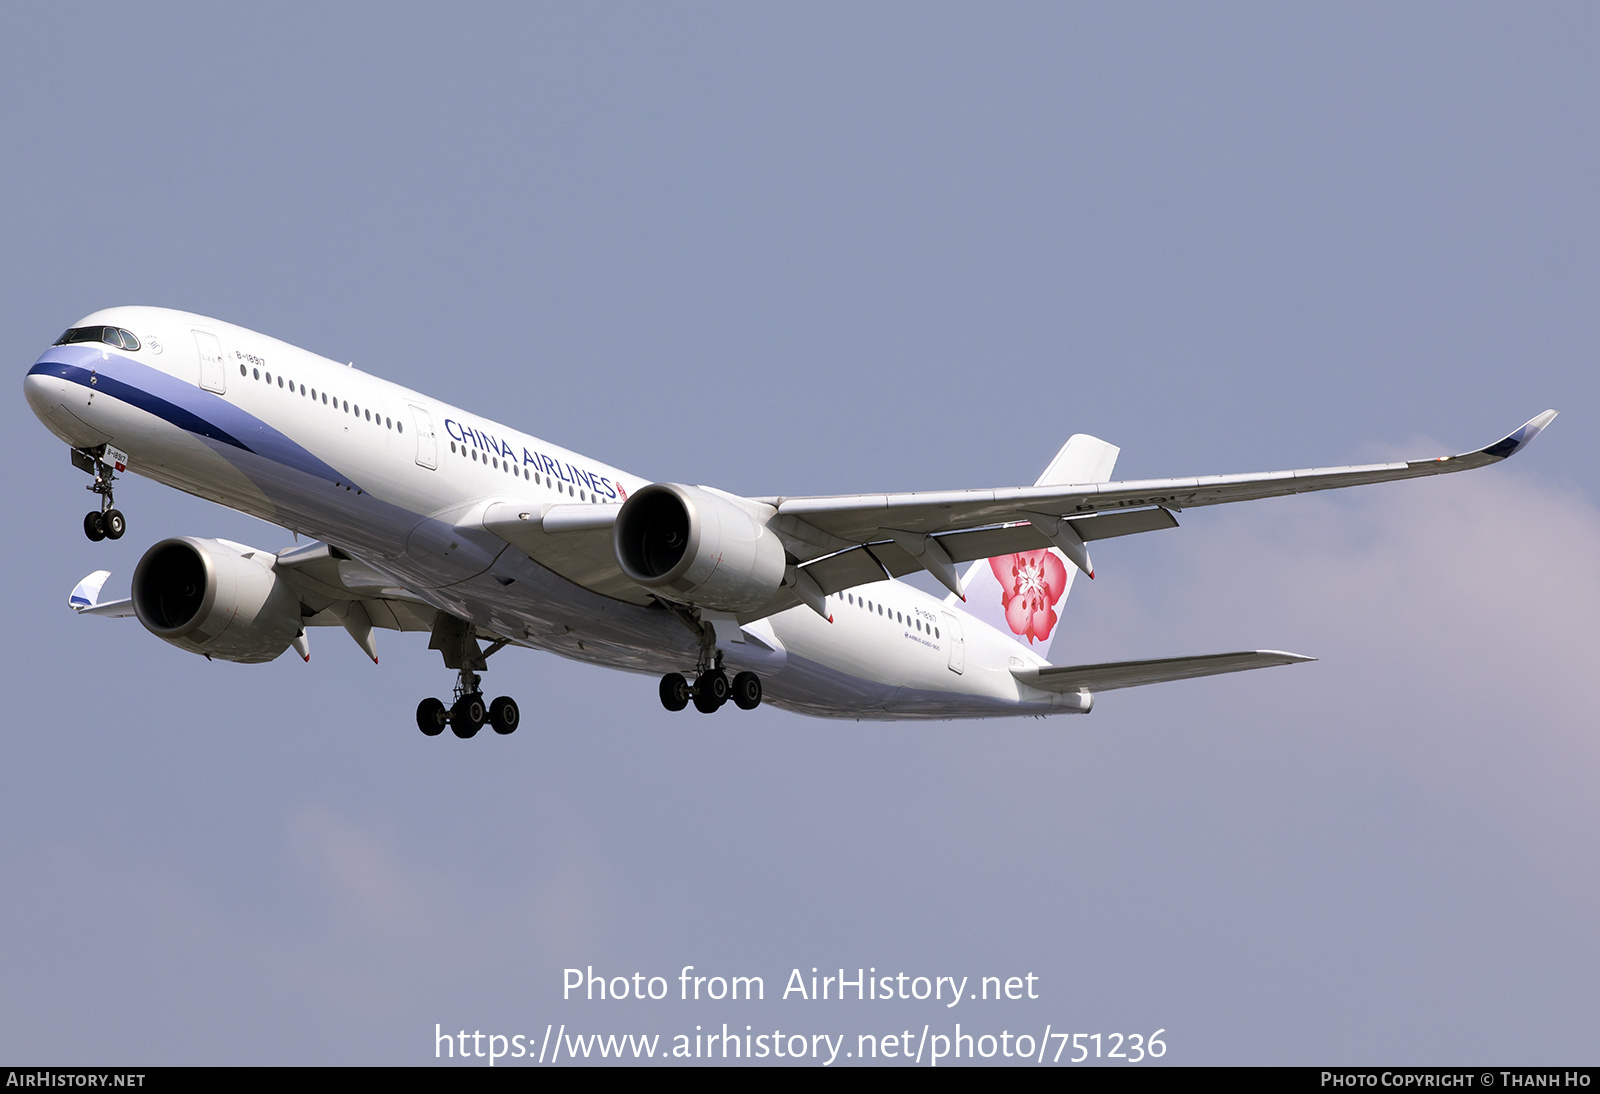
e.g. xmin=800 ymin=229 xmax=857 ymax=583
xmin=24 ymin=307 xmax=1556 ymax=736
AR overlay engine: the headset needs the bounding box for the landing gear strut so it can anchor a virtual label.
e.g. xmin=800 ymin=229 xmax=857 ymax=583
xmin=73 ymin=446 xmax=126 ymax=541
xmin=654 ymin=609 xmax=765 ymax=715
xmin=417 ymin=615 xmax=520 ymax=739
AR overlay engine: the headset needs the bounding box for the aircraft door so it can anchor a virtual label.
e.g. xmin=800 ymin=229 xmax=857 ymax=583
xmin=194 ymin=331 xmax=225 ymax=393
xmin=409 ymin=405 xmax=437 ymax=469
xmin=941 ymin=612 xmax=965 ymax=674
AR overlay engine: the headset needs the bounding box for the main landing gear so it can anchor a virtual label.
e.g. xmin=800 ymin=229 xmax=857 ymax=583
xmin=417 ymin=616 xmax=520 ymax=739
xmin=655 ymin=606 xmax=764 ymax=715
xmin=659 ymin=668 xmax=763 ymax=714
xmin=415 ymin=679 xmax=519 ymax=739
xmin=73 ymin=446 xmax=126 ymax=542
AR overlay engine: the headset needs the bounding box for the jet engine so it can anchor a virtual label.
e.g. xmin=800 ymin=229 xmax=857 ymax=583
xmin=613 ymin=484 xmax=787 ymax=613
xmin=131 ymin=537 xmax=304 ymax=663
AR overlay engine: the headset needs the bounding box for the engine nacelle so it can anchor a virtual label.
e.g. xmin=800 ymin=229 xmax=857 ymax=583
xmin=613 ymin=484 xmax=787 ymax=613
xmin=131 ymin=537 xmax=303 ymax=663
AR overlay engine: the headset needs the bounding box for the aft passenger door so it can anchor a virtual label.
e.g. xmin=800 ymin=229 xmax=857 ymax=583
xmin=194 ymin=331 xmax=226 ymax=394
xmin=409 ymin=405 xmax=438 ymax=469
xmin=941 ymin=612 xmax=965 ymax=674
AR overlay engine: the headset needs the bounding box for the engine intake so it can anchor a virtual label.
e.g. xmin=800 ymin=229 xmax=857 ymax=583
xmin=132 ymin=537 xmax=304 ymax=663
xmin=614 ymin=484 xmax=786 ymax=614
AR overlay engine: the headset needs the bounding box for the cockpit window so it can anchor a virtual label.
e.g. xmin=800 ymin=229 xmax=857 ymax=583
xmin=54 ymin=326 xmax=140 ymax=351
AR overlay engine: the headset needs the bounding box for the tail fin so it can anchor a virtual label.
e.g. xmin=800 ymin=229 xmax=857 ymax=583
xmin=947 ymin=434 xmax=1120 ymax=651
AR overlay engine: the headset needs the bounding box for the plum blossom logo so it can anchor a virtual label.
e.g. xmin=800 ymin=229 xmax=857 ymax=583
xmin=989 ymin=550 xmax=1069 ymax=644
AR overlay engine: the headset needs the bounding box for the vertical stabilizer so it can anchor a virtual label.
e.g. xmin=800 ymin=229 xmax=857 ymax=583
xmin=947 ymin=434 xmax=1119 ymax=652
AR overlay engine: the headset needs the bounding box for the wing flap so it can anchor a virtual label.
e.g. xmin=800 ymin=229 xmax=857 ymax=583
xmin=302 ymin=597 xmax=436 ymax=632
xmin=1071 ymin=506 xmax=1181 ymax=542
xmin=1014 ymin=649 xmax=1314 ymax=693
xmin=801 ymin=544 xmax=891 ymax=595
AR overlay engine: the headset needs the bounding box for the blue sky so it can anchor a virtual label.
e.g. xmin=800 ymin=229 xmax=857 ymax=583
xmin=2 ymin=3 xmax=1596 ymax=1064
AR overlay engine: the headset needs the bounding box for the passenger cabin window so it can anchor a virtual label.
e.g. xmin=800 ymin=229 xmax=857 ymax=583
xmin=54 ymin=326 xmax=139 ymax=351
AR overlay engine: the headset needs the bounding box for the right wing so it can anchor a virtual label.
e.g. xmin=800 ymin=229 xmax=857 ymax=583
xmin=1013 ymin=650 xmax=1315 ymax=693
xmin=69 ymin=542 xmax=440 ymax=663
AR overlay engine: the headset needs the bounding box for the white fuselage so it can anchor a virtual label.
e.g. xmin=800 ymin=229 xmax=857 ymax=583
xmin=25 ymin=306 xmax=1074 ymax=719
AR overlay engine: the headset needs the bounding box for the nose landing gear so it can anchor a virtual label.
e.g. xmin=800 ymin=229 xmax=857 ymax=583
xmin=73 ymin=446 xmax=127 ymax=542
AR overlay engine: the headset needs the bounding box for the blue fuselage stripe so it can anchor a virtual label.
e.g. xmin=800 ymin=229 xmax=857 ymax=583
xmin=31 ymin=360 xmax=255 ymax=452
xmin=29 ymin=349 xmax=358 ymax=488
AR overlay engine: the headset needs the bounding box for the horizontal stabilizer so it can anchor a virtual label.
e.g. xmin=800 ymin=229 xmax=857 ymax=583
xmin=1013 ymin=650 xmax=1314 ymax=693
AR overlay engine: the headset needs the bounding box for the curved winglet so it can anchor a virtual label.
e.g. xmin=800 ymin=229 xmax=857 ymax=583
xmin=69 ymin=570 xmax=111 ymax=611
xmin=1477 ymin=410 xmax=1558 ymax=461
xmin=68 ymin=570 xmax=136 ymax=617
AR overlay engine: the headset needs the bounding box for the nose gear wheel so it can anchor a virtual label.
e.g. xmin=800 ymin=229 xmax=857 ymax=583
xmin=73 ymin=446 xmax=127 ymax=542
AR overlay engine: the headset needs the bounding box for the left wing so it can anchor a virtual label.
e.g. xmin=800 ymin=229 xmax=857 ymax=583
xmin=764 ymin=411 xmax=1557 ymax=548
xmin=477 ymin=411 xmax=1556 ymax=622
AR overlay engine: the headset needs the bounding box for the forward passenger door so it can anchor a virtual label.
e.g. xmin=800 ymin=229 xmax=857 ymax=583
xmin=194 ymin=331 xmax=226 ymax=394
xmin=409 ymin=405 xmax=437 ymax=469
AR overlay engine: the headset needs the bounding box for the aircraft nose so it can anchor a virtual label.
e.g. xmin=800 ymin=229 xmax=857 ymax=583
xmin=23 ymin=364 xmax=67 ymax=419
xmin=24 ymin=357 xmax=105 ymax=448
